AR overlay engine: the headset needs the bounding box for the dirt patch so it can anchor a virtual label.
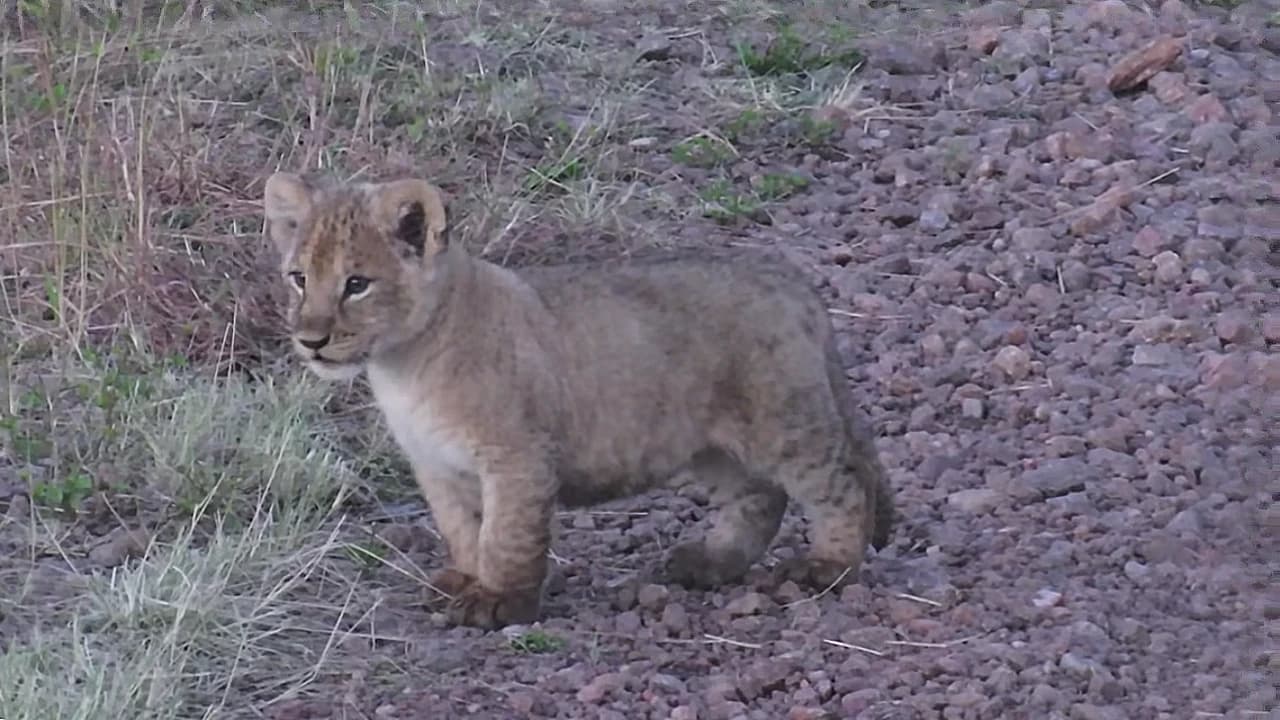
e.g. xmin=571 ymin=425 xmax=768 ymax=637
xmin=2 ymin=0 xmax=1276 ymax=718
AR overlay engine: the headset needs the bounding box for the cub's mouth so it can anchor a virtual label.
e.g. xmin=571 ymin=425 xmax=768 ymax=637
xmin=304 ymin=354 xmax=363 ymax=381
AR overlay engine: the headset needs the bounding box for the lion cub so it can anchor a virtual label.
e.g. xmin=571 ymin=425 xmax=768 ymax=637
xmin=261 ymin=173 xmax=895 ymax=629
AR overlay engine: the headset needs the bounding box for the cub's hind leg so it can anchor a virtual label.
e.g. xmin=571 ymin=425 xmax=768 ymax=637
xmin=663 ymin=452 xmax=788 ymax=589
xmin=773 ymin=448 xmax=881 ymax=591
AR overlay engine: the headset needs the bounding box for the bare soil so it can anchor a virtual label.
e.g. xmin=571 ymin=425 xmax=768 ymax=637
xmin=1 ymin=1 xmax=1276 ymax=719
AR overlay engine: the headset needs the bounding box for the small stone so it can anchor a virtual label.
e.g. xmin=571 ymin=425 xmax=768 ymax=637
xmin=841 ymin=689 xmax=882 ymax=715
xmin=1196 ymin=204 xmax=1242 ymax=240
xmin=1072 ymin=703 xmax=1126 ymax=720
xmin=615 ymin=610 xmax=642 ymax=634
xmin=662 ymin=603 xmax=689 ymax=633
xmin=948 ymin=488 xmax=1002 ymax=514
xmin=5 ymin=493 xmax=30 ymax=522
xmin=726 ymin=592 xmax=772 ymax=617
xmin=650 ymin=673 xmax=686 ymax=695
xmin=1199 ymin=352 xmax=1248 ymax=390
xmin=1059 ymin=259 xmax=1092 ymax=291
xmin=919 ymin=207 xmax=950 ymax=232
xmin=507 ymin=693 xmax=536 ymax=715
xmin=1046 ymin=435 xmax=1087 ymax=457
xmin=968 ymin=27 xmax=1000 ymax=54
xmin=1071 ymin=184 xmax=1135 ymax=236
xmin=1023 ymin=458 xmax=1091 ymax=500
xmin=671 ymin=707 xmax=698 ymax=720
xmin=636 ymin=33 xmax=673 ymax=62
xmin=870 ymin=40 xmax=947 ymax=75
xmin=1133 ymin=345 xmax=1178 ymax=367
xmin=1123 ymin=560 xmax=1150 ymax=582
xmin=1060 ymin=652 xmax=1100 ymax=677
xmin=1185 ymin=94 xmax=1228 ymax=124
xmin=1160 ymin=0 xmax=1191 ymax=21
xmin=1011 ymin=227 xmax=1053 ymax=253
xmin=948 ymin=689 xmax=987 ymax=709
xmin=1131 ymin=225 xmax=1166 ymax=257
xmin=1214 ymin=311 xmax=1255 ymax=344
xmin=1151 ymin=250 xmax=1183 ymax=283
xmin=1250 ymin=351 xmax=1280 ymax=391
xmin=1149 ymin=72 xmax=1188 ymax=104
xmin=1166 ymin=508 xmax=1204 ymax=535
xmin=993 ymin=345 xmax=1032 ymax=380
xmin=576 ymin=672 xmax=624 ymax=704
xmin=921 ymin=333 xmax=947 ymax=357
xmin=1032 ymin=588 xmax=1063 ymax=608
xmin=375 ymin=704 xmax=397 ymax=718
xmin=637 ymin=583 xmax=670 ymax=611
xmin=961 ymin=397 xmax=985 ymax=419
xmin=787 ymin=708 xmax=827 ymax=720
xmin=1086 ymin=0 xmax=1134 ymax=27
xmin=1261 ymin=314 xmax=1280 ymax=343
xmin=1107 ymin=35 xmax=1183 ymax=92
xmin=88 ymin=529 xmax=150 ymax=568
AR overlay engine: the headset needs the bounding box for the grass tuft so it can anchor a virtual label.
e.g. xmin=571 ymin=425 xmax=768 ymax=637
xmin=734 ymin=22 xmax=863 ymax=78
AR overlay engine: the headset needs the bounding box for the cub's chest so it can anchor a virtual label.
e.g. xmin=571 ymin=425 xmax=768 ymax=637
xmin=366 ymin=367 xmax=476 ymax=478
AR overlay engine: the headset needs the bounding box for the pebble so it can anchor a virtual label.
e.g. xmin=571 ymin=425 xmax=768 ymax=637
xmin=961 ymin=397 xmax=985 ymax=419
xmin=1214 ymin=311 xmax=1254 ymax=344
xmin=1262 ymin=314 xmax=1280 ymax=343
xmin=918 ymin=207 xmax=950 ymax=232
xmin=993 ymin=345 xmax=1032 ymax=380
xmin=947 ymin=488 xmax=1003 ymax=513
xmin=1032 ymin=588 xmax=1063 ymax=608
xmin=87 ymin=529 xmax=150 ymax=568
xmin=726 ymin=592 xmax=772 ymax=617
xmin=576 ymin=672 xmax=625 ymax=704
xmin=636 ymin=583 xmax=670 ymax=611
xmin=1131 ymin=225 xmax=1167 ymax=257
xmin=1151 ymin=250 xmax=1184 ymax=283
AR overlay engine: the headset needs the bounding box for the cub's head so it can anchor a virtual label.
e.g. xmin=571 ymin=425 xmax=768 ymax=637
xmin=261 ymin=173 xmax=451 ymax=380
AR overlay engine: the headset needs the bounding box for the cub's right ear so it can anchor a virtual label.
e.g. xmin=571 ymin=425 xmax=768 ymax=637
xmin=262 ymin=172 xmax=313 ymax=257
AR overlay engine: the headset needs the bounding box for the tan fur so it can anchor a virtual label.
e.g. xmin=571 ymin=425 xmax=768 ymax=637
xmin=261 ymin=173 xmax=896 ymax=629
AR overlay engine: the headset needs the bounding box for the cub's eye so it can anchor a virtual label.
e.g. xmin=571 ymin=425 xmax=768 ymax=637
xmin=344 ymin=275 xmax=372 ymax=297
xmin=287 ymin=271 xmax=306 ymax=290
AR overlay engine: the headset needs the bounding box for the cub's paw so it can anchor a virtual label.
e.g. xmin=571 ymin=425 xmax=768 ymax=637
xmin=660 ymin=541 xmax=750 ymax=590
xmin=775 ymin=556 xmax=861 ymax=591
xmin=426 ymin=567 xmax=477 ymax=602
xmin=445 ymin=584 xmax=542 ymax=630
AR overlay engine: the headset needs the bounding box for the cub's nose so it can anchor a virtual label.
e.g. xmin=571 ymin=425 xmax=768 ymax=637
xmin=298 ymin=334 xmax=330 ymax=351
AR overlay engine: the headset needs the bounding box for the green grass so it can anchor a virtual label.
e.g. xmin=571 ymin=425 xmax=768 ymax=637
xmin=734 ymin=22 xmax=863 ymax=78
xmin=508 ymin=629 xmax=565 ymax=654
xmin=671 ymin=135 xmax=737 ymax=168
xmin=697 ymin=172 xmax=811 ymax=225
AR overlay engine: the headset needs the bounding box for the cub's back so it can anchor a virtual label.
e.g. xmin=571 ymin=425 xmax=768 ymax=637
xmin=519 ymin=248 xmax=832 ymax=359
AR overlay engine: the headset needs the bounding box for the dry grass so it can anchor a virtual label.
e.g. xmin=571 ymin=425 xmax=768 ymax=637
xmin=0 ymin=0 xmax=889 ymax=715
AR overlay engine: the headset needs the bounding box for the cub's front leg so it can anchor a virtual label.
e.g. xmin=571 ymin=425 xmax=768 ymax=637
xmin=414 ymin=469 xmax=483 ymax=602
xmin=445 ymin=451 xmax=556 ymax=630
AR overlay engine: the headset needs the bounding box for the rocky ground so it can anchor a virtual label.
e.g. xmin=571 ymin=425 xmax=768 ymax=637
xmin=2 ymin=1 xmax=1276 ymax=719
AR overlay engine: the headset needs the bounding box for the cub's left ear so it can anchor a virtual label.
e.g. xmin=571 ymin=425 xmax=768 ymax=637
xmin=370 ymin=179 xmax=450 ymax=258
xmin=263 ymin=172 xmax=314 ymax=257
